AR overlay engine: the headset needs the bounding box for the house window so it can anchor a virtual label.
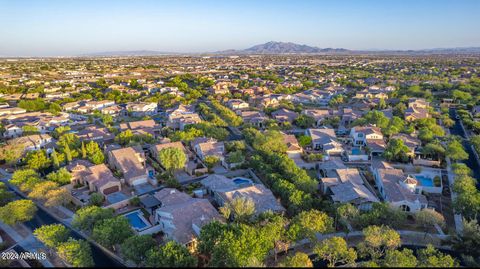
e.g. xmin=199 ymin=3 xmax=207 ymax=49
xmin=400 ymin=205 xmax=410 ymax=212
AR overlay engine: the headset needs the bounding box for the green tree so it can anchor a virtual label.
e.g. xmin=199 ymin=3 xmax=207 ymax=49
xmin=10 ymin=169 xmax=41 ymax=192
xmin=85 ymin=141 xmax=105 ymax=164
xmin=121 ymin=235 xmax=156 ymax=265
xmin=444 ymin=219 xmax=480 ymax=266
xmin=452 ymin=163 xmax=472 ymax=177
xmin=279 ymin=252 xmax=313 ymax=267
xmin=357 ymin=202 xmax=407 ymax=229
xmin=417 ymin=244 xmax=458 ymax=267
xmin=0 ymin=199 xmax=37 ymax=225
xmin=72 ymin=206 xmax=115 ymax=232
xmin=57 ymin=238 xmax=94 ymax=267
xmin=357 ymin=225 xmax=401 ymax=260
xmin=415 ymin=209 xmax=445 ymax=236
xmin=33 ymin=224 xmax=70 ymax=249
xmin=46 ymin=168 xmax=72 ymax=185
xmin=383 ymin=138 xmax=410 ymax=162
xmin=0 ymin=143 xmax=24 ymax=166
xmin=314 ymin=236 xmax=357 ymax=267
xmin=0 ymin=182 xmax=14 ymax=206
xmin=204 ymin=155 xmax=220 ymax=170
xmin=418 ymin=127 xmax=434 ymax=143
xmin=52 ymin=126 xmax=71 ymax=139
xmin=446 ymin=140 xmax=469 ymax=161
xmin=294 ymin=114 xmax=315 ymax=129
xmin=422 ymin=142 xmax=445 ymax=159
xmin=64 ymin=144 xmax=72 ymax=163
xmin=287 ymin=209 xmax=334 ymax=242
xmin=28 ymin=181 xmax=58 ymax=200
xmin=51 ymin=149 xmax=60 ymax=168
xmin=25 ymin=150 xmax=51 ymax=171
xmin=44 ymin=188 xmax=69 ymax=207
xmin=158 ymin=147 xmax=187 ymax=173
xmin=81 ymin=141 xmax=87 ymax=159
xmin=145 ymin=241 xmax=197 ymax=267
xmin=382 ymin=248 xmax=417 ymax=267
xmin=220 ymin=196 xmax=256 ymax=222
xmin=336 ymin=203 xmax=359 ymax=230
xmin=88 ymin=193 xmax=104 ymax=206
xmin=92 ymin=216 xmax=134 ymax=249
xmin=298 ymin=135 xmax=312 ymax=148
xmin=22 ymin=125 xmax=40 ymax=135
xmin=116 ymin=130 xmax=134 ymax=145
xmin=101 ymin=114 xmax=113 ymax=126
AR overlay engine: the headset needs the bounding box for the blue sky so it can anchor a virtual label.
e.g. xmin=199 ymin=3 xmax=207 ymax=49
xmin=1 ymin=0 xmax=479 ymax=56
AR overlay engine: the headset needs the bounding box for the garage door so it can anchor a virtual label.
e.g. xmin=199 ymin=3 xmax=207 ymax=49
xmin=103 ymin=186 xmax=119 ymax=195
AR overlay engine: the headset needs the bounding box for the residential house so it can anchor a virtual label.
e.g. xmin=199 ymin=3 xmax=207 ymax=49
xmin=201 ymin=174 xmax=285 ymax=215
xmin=350 ymin=125 xmax=383 ymax=146
xmin=210 ymin=81 xmax=238 ymax=95
xmin=108 ymin=146 xmax=155 ymax=186
xmin=166 ymin=104 xmax=202 ymax=130
xmin=283 ymin=133 xmax=303 ymax=158
xmin=0 ymin=107 xmax=26 ymax=116
xmin=320 ymin=168 xmax=379 ymax=210
xmin=226 ymin=99 xmax=249 ymax=110
xmin=306 ymin=128 xmax=344 ymax=156
xmin=391 ymin=133 xmax=421 ymax=157
xmin=153 ymin=188 xmax=222 ymax=248
xmin=124 ymin=102 xmax=158 ymax=117
xmin=405 ymin=98 xmax=430 ymax=121
xmin=191 ymin=137 xmax=226 ymax=166
xmin=271 ymin=108 xmax=298 ymax=124
xmin=119 ymin=119 xmax=160 ymax=138
xmin=372 ymin=163 xmax=428 ymax=212
xmin=99 ymin=105 xmax=122 ymax=116
xmin=237 ymin=110 xmax=267 ymax=128
xmin=8 ymin=134 xmax=53 ymax=152
xmin=76 ymin=125 xmax=115 ymax=145
xmin=350 ymin=125 xmax=386 ymax=155
xmin=303 ymin=109 xmax=331 ymax=127
xmin=69 ymin=162 xmax=122 ymax=196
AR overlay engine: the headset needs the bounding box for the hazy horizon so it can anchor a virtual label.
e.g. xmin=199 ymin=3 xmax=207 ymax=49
xmin=1 ymin=0 xmax=480 ymax=57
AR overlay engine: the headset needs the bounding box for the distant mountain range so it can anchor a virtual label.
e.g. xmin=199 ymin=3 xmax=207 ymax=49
xmin=220 ymin=41 xmax=350 ymax=54
xmin=73 ymin=41 xmax=480 ymax=57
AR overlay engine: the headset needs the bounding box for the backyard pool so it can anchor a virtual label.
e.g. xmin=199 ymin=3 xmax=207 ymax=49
xmin=232 ymin=177 xmax=253 ymax=185
xmin=351 ymin=148 xmax=362 ymax=155
xmin=415 ymin=175 xmax=434 ymax=187
xmin=123 ymin=210 xmax=151 ymax=231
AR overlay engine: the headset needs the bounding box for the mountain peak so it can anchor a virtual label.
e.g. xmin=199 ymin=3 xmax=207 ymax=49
xmin=240 ymin=41 xmax=348 ymax=54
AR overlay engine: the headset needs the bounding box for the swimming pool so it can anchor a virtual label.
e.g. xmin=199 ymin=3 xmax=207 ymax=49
xmin=123 ymin=210 xmax=151 ymax=231
xmin=232 ymin=177 xmax=252 ymax=185
xmin=351 ymin=148 xmax=362 ymax=155
xmin=415 ymin=175 xmax=434 ymax=187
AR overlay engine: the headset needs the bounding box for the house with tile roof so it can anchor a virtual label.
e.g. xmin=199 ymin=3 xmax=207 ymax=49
xmin=201 ymin=174 xmax=285 ymax=215
xmin=153 ymin=188 xmax=222 ymax=248
xmin=320 ymin=168 xmax=379 ymax=210
xmin=372 ymin=165 xmax=428 ymax=212
xmin=107 ymin=146 xmax=155 ymax=186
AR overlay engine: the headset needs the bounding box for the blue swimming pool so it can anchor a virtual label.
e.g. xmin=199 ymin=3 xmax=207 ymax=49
xmin=416 ymin=175 xmax=434 ymax=187
xmin=124 ymin=210 xmax=149 ymax=231
xmin=352 ymin=148 xmax=362 ymax=155
xmin=233 ymin=177 xmax=252 ymax=185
